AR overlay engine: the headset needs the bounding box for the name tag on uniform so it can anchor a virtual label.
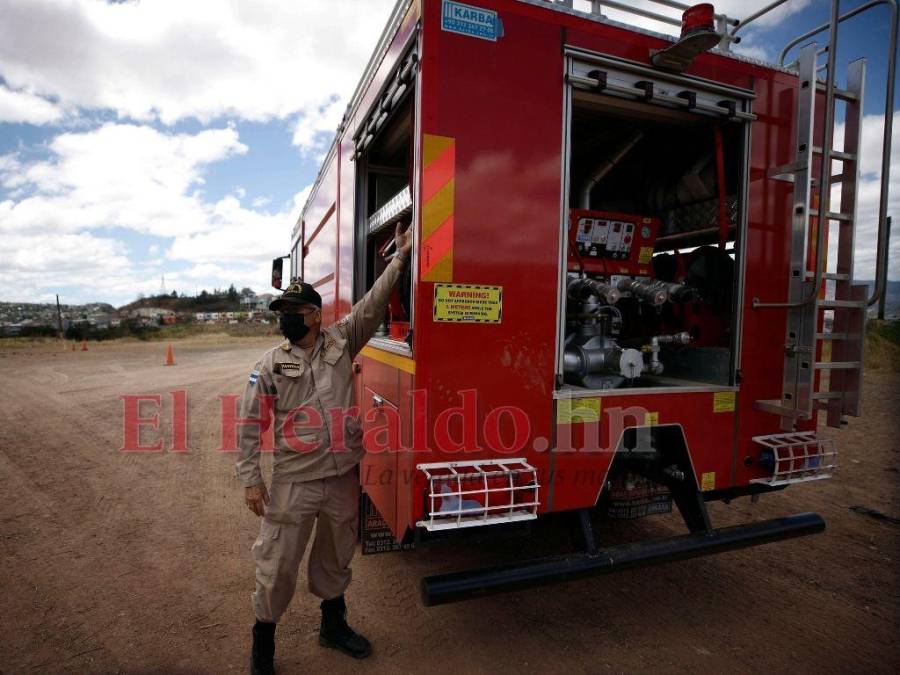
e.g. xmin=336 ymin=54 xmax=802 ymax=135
xmin=275 ymin=362 xmax=303 ymax=376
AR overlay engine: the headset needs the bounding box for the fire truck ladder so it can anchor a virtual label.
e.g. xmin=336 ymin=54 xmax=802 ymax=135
xmin=749 ymin=0 xmax=897 ymax=432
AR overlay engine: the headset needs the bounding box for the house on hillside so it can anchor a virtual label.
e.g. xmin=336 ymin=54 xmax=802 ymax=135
xmin=241 ymin=293 xmax=275 ymax=312
xmin=129 ymin=307 xmax=175 ymax=320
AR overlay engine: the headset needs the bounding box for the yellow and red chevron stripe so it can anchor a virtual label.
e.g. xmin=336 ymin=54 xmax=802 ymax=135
xmin=421 ymin=134 xmax=455 ymax=282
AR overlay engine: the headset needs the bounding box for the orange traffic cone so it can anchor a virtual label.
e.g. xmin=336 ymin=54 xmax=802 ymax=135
xmin=81 ymin=339 xmax=88 ymax=351
xmin=165 ymin=344 xmax=176 ymax=366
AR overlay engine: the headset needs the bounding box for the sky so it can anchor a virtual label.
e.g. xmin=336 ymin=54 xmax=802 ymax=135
xmin=0 ymin=0 xmax=897 ymax=307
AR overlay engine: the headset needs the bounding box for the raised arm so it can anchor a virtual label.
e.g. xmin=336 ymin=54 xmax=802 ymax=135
xmin=338 ymin=223 xmax=412 ymax=358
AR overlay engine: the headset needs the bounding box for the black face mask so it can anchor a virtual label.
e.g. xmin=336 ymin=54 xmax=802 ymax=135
xmin=279 ymin=313 xmax=311 ymax=342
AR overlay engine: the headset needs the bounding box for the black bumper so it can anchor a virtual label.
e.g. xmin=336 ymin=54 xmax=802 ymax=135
xmin=421 ymin=512 xmax=825 ymax=606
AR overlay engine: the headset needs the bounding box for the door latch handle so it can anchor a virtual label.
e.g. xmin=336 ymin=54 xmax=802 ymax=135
xmin=372 ymin=394 xmax=384 ymax=408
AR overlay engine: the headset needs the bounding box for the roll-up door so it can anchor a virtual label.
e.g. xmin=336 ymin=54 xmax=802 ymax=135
xmin=567 ymin=49 xmax=756 ymax=123
xmin=354 ymin=49 xmax=419 ymax=159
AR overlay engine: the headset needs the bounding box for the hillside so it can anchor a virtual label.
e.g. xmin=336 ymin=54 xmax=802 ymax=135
xmin=0 ymin=301 xmax=116 ymax=326
xmin=118 ymin=293 xmax=245 ymax=314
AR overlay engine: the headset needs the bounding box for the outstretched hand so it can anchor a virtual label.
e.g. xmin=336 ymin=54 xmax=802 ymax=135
xmin=395 ymin=223 xmax=413 ymax=258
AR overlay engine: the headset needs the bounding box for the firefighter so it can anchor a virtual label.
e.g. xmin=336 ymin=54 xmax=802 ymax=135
xmin=237 ymin=224 xmax=412 ymax=674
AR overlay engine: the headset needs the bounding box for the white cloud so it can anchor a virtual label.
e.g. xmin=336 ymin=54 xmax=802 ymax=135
xmin=0 ymin=231 xmax=132 ymax=302
xmin=291 ymin=97 xmax=346 ymax=157
xmin=182 ymin=262 xmax=229 ymax=280
xmin=0 ymin=122 xmax=309 ymax=303
xmin=180 ymin=259 xmax=274 ymax=292
xmin=0 ymin=85 xmax=62 ymax=124
xmin=0 ymin=0 xmax=395 ymax=125
xmin=166 ymin=195 xmax=289 ymax=264
xmin=0 ymin=122 xmax=248 ymax=237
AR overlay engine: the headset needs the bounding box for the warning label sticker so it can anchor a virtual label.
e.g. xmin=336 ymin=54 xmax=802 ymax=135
xmin=638 ymin=246 xmax=654 ymax=265
xmin=700 ymin=471 xmax=716 ymax=491
xmin=433 ymin=284 xmax=502 ymax=323
xmin=557 ymin=397 xmax=601 ymax=425
xmin=644 ymin=411 xmax=659 ymax=426
xmin=713 ymin=391 xmax=736 ymax=413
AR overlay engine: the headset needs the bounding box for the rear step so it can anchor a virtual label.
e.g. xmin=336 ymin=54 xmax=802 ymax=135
xmin=421 ymin=513 xmax=825 ymax=606
xmin=754 ymin=399 xmax=810 ymax=420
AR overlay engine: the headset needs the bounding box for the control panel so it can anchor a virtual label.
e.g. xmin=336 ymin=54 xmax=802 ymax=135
xmin=567 ymin=210 xmax=660 ymax=276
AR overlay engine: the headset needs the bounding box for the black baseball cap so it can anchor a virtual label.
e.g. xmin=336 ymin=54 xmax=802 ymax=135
xmin=269 ymin=280 xmax=322 ymax=311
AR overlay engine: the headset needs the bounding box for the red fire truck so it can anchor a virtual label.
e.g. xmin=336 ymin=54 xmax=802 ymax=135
xmin=273 ymin=0 xmax=896 ymax=605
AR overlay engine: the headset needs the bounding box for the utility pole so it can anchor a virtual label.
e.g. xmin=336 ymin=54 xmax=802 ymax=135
xmin=55 ymin=294 xmax=64 ymax=338
xmin=877 ymin=216 xmax=892 ymax=320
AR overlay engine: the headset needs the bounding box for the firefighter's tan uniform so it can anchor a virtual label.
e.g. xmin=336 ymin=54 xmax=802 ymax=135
xmin=236 ymin=255 xmax=407 ymax=623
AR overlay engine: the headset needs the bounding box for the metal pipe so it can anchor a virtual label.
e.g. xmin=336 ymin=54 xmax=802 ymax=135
xmin=596 ymin=0 xmax=740 ymax=27
xmin=731 ymin=0 xmax=793 ymax=36
xmin=867 ymin=3 xmax=897 ymax=305
xmin=421 ymin=512 xmax=826 ymax=606
xmin=578 ymin=0 xmax=683 ymax=27
xmin=658 ymin=282 xmax=698 ymax=303
xmin=580 ymin=131 xmax=644 ymax=209
xmin=655 ymin=225 xmax=736 ymax=249
xmin=569 ymin=277 xmax=621 ymax=305
xmin=617 ymin=278 xmax=668 ymax=305
xmin=877 ymin=216 xmax=892 ymax=319
xmin=656 ymin=331 xmax=692 ymax=345
xmin=779 ymin=0 xmax=895 ymax=65
xmin=714 ymin=125 xmax=729 ymax=249
xmin=640 ymin=0 xmax=692 ymax=10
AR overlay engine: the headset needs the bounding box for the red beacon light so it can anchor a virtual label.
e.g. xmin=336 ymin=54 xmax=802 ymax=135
xmin=651 ymin=3 xmax=721 ymax=73
xmin=681 ymin=3 xmax=717 ymax=38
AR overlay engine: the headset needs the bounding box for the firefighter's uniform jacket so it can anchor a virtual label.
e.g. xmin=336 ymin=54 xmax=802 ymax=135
xmin=237 ymin=254 xmax=407 ymax=619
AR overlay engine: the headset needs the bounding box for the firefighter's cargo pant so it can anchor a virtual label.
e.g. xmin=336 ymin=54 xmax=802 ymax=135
xmin=251 ymin=468 xmax=359 ymax=623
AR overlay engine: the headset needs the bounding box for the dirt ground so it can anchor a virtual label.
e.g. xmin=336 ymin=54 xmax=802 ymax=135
xmin=0 ymin=336 xmax=897 ymax=674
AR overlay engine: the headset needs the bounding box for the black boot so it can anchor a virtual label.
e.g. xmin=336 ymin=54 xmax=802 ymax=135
xmin=250 ymin=620 xmax=276 ymax=675
xmin=319 ymin=595 xmax=372 ymax=659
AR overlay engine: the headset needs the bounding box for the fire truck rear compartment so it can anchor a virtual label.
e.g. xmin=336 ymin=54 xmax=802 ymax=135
xmin=563 ymin=94 xmax=744 ymax=391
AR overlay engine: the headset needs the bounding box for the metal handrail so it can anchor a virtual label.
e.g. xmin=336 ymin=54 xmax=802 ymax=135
xmin=867 ymin=1 xmax=898 ymax=306
xmin=778 ymin=0 xmax=896 ymax=64
xmin=547 ymin=0 xmax=738 ymax=28
xmin=752 ymin=0 xmax=898 ymax=309
xmin=731 ymin=0 xmax=793 ymax=35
